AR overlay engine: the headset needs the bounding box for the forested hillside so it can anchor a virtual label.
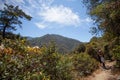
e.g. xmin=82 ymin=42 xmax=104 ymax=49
xmin=28 ymin=34 xmax=82 ymax=53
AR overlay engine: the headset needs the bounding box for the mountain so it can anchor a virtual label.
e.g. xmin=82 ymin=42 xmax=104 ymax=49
xmin=27 ymin=34 xmax=82 ymax=53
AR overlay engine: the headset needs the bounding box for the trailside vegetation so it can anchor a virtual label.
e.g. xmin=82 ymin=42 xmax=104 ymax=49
xmin=83 ymin=0 xmax=120 ymax=68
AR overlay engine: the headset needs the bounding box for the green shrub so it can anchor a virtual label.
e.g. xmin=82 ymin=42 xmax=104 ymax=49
xmin=57 ymin=55 xmax=73 ymax=80
xmin=30 ymin=72 xmax=50 ymax=80
xmin=74 ymin=44 xmax=86 ymax=53
xmin=72 ymin=53 xmax=98 ymax=77
xmin=39 ymin=44 xmax=73 ymax=80
xmin=112 ymin=45 xmax=120 ymax=67
xmin=2 ymin=39 xmax=27 ymax=54
xmin=0 ymin=39 xmax=99 ymax=80
xmin=0 ymin=40 xmax=73 ymax=80
xmin=86 ymin=46 xmax=98 ymax=60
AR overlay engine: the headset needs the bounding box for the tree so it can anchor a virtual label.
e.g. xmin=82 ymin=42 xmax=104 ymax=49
xmin=0 ymin=4 xmax=32 ymax=39
xmin=83 ymin=0 xmax=120 ymax=68
xmin=83 ymin=0 xmax=120 ymax=39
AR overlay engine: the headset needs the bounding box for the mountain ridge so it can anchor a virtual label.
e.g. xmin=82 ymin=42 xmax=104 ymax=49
xmin=28 ymin=34 xmax=83 ymax=53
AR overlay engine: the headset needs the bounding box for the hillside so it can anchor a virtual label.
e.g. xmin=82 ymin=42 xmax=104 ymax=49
xmin=27 ymin=34 xmax=82 ymax=53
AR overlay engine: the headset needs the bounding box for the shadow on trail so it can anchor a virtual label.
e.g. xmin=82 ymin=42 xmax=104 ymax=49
xmin=83 ymin=61 xmax=118 ymax=80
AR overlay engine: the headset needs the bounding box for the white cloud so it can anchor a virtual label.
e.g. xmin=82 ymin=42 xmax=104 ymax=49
xmin=35 ymin=22 xmax=46 ymax=29
xmin=84 ymin=17 xmax=93 ymax=22
xmin=0 ymin=0 xmax=53 ymax=16
xmin=39 ymin=5 xmax=80 ymax=26
xmin=79 ymin=17 xmax=93 ymax=23
xmin=0 ymin=0 xmax=93 ymax=29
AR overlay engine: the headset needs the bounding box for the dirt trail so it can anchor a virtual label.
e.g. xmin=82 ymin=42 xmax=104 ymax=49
xmin=84 ymin=61 xmax=117 ymax=80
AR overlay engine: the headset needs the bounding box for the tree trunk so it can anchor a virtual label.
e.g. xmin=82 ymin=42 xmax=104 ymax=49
xmin=2 ymin=26 xmax=6 ymax=39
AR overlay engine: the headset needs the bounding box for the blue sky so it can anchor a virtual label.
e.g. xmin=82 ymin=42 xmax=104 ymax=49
xmin=0 ymin=0 xmax=95 ymax=42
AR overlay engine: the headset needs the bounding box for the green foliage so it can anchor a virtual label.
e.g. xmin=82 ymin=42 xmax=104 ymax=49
xmin=104 ymin=44 xmax=112 ymax=60
xmin=2 ymin=38 xmax=27 ymax=54
xmin=0 ymin=32 xmax=22 ymax=40
xmin=83 ymin=0 xmax=120 ymax=39
xmin=86 ymin=38 xmax=101 ymax=60
xmin=0 ymin=38 xmax=100 ymax=80
xmin=72 ymin=53 xmax=98 ymax=77
xmin=0 ymin=52 xmax=50 ymax=80
xmin=90 ymin=36 xmax=107 ymax=48
xmin=74 ymin=44 xmax=86 ymax=53
xmin=57 ymin=55 xmax=73 ymax=80
xmin=88 ymin=36 xmax=113 ymax=60
xmin=112 ymin=45 xmax=120 ymax=67
xmin=30 ymin=72 xmax=50 ymax=80
xmin=0 ymin=4 xmax=32 ymax=39
xmin=39 ymin=43 xmax=73 ymax=80
xmin=0 ymin=39 xmax=74 ymax=80
xmin=86 ymin=45 xmax=98 ymax=60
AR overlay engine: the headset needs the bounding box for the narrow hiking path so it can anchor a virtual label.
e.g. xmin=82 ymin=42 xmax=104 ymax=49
xmin=84 ymin=61 xmax=118 ymax=80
